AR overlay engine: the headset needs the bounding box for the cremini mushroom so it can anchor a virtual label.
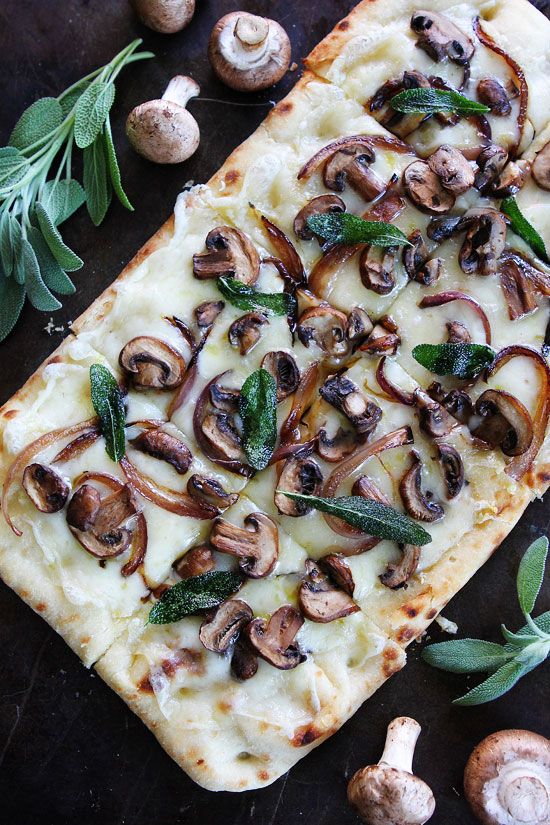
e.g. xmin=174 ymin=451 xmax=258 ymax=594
xmin=228 ymin=311 xmax=268 ymax=355
xmin=317 ymin=427 xmax=357 ymax=462
xmin=403 ymin=160 xmax=456 ymax=214
xmin=194 ymin=300 xmax=225 ymax=329
xmin=294 ymin=195 xmax=346 ymax=240
xmin=475 ymin=145 xmax=509 ymax=193
xmin=437 ymin=443 xmax=464 ymax=498
xmin=414 ymin=388 xmax=455 ymax=438
xmin=131 ymin=428 xmax=192 ymax=474
xmin=210 ymin=512 xmax=279 ymax=577
xmin=119 ymin=336 xmax=187 ymax=390
xmin=380 ymin=544 xmax=421 ymax=589
xmin=370 ymin=70 xmax=431 ymax=138
xmin=231 ymin=638 xmax=258 ymax=680
xmin=464 ymin=729 xmax=550 ymax=825
xmin=490 ymin=159 xmax=529 ymax=198
xmin=532 ymin=139 xmax=550 ymax=191
xmin=193 ymin=226 xmax=260 ymax=284
xmin=22 ymin=463 xmax=69 ymax=513
xmin=297 ymin=305 xmax=349 ymax=358
xmin=323 ymin=144 xmax=386 ymax=202
xmin=186 ymin=474 xmax=239 ymax=510
xmin=459 ymin=208 xmax=507 ymax=276
xmin=359 ymin=323 xmax=401 ymax=357
xmin=210 ymin=382 xmax=240 ymax=412
xmin=360 ymin=245 xmax=397 ymax=295
xmin=126 ymin=75 xmax=200 ymax=164
xmin=477 ymin=77 xmax=511 ymax=116
xmin=173 ymin=544 xmax=214 ymax=578
xmin=400 ymin=451 xmax=444 ymax=522
xmin=130 ymin=0 xmax=195 ymax=33
xmin=66 ymin=483 xmax=138 ymax=559
xmin=318 ymin=553 xmax=355 ymax=596
xmin=346 ymin=307 xmax=374 ymax=343
xmin=320 ymin=374 xmax=382 ymax=436
xmin=201 ymin=412 xmax=244 ymax=462
xmin=410 ymin=9 xmax=474 ymax=64
xmin=446 ymin=320 xmax=472 ymax=344
xmin=427 ymin=145 xmax=475 ymax=195
xmin=470 ymin=389 xmax=534 ymax=456
xmin=298 ymin=559 xmax=359 ymax=623
xmin=261 ymin=351 xmax=300 ymax=401
xmin=348 ymin=716 xmax=435 ymax=824
xmin=274 ymin=457 xmax=323 ymax=516
xmin=244 ymin=604 xmax=305 ymax=670
xmin=208 ymin=12 xmax=291 ymax=92
xmin=199 ymin=599 xmax=253 ymax=653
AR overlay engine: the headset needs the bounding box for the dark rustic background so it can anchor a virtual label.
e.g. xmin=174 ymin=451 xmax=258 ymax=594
xmin=1 ymin=2 xmax=549 ymax=824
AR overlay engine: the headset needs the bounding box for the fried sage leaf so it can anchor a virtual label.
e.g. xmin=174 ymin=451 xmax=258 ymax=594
xmin=307 ymin=213 xmax=411 ymax=247
xmin=240 ymin=368 xmax=277 ymax=470
xmin=89 ymin=363 xmax=126 ymax=462
xmin=217 ymin=276 xmax=295 ymax=316
xmin=390 ymin=88 xmax=490 ymax=115
xmin=501 ymin=196 xmax=549 ymax=263
xmin=412 ymin=342 xmax=495 ymax=379
xmin=148 ymin=571 xmax=243 ymax=624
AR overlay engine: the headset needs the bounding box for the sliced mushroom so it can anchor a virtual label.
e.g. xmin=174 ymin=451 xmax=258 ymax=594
xmin=201 ymin=413 xmax=244 ymax=461
xmin=67 ymin=483 xmax=138 ymax=559
xmin=403 ymin=160 xmax=456 ymax=214
xmin=369 ymin=70 xmax=431 ymax=138
xmin=210 ymin=382 xmax=240 ymax=412
xmin=477 ymin=77 xmax=511 ymax=116
xmin=470 ymin=389 xmax=534 ymax=456
xmin=297 ymin=306 xmax=349 ymax=358
xmin=318 ymin=554 xmax=355 ymax=596
xmin=187 ymin=474 xmax=239 ymax=510
xmin=293 ymin=195 xmax=346 ymax=240
xmin=298 ymin=559 xmax=359 ymax=623
xmin=323 ymin=144 xmax=386 ymax=202
xmin=192 ymin=226 xmax=260 ymax=285
xmin=274 ymin=457 xmax=323 ymax=516
xmin=261 ymin=351 xmax=300 ymax=401
xmin=532 ymin=139 xmax=550 ymax=191
xmin=320 ymin=374 xmax=382 ymax=435
xmin=403 ymin=229 xmax=429 ymax=279
xmin=317 ymin=426 xmax=357 ymax=462
xmin=228 ymin=311 xmax=268 ymax=355
xmin=173 ymin=544 xmax=214 ymax=578
xmin=131 ymin=429 xmax=192 ymax=474
xmin=199 ymin=599 xmax=253 ymax=653
xmin=231 ymin=638 xmax=258 ymax=680
xmin=210 ymin=512 xmax=279 ymax=577
xmin=499 ymin=252 xmax=541 ymax=320
xmin=446 ymin=320 xmax=472 ymax=344
xmin=22 ymin=463 xmax=69 ymax=513
xmin=359 ymin=245 xmax=397 ymax=295
xmin=244 ymin=605 xmax=305 ymax=670
xmin=474 ymin=144 xmax=509 ymax=193
xmin=352 ymin=475 xmax=392 ymax=506
xmin=410 ymin=10 xmax=475 ymax=64
xmin=119 ymin=336 xmax=186 ymax=390
xmin=433 ymin=385 xmax=475 ymax=425
xmin=359 ymin=324 xmax=401 ymax=357
xmin=427 ymin=145 xmax=475 ymax=195
xmin=414 ymin=388 xmax=455 ymax=439
xmin=380 ymin=544 xmax=421 ymax=589
xmin=399 ymin=451 xmax=444 ymax=522
xmin=437 ymin=443 xmax=465 ymax=498
xmin=194 ymin=300 xmax=225 ymax=329
xmin=346 ymin=307 xmax=374 ymax=343
xmin=491 ymin=159 xmax=529 ymax=198
xmin=459 ymin=208 xmax=507 ymax=276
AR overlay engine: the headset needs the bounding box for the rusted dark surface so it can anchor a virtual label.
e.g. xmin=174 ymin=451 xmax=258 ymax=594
xmin=0 ymin=2 xmax=549 ymax=824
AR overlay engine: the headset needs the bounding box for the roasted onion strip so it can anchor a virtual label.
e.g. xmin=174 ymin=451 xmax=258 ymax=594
xmin=297 ymin=135 xmax=414 ymax=181
xmin=119 ymin=457 xmax=217 ymax=519
xmin=53 ymin=426 xmax=101 ymax=464
xmin=260 ymin=215 xmax=305 ymax=284
xmin=280 ymin=362 xmax=320 ymax=443
xmin=418 ymin=291 xmax=492 ymax=344
xmin=376 ymin=357 xmax=416 ymax=406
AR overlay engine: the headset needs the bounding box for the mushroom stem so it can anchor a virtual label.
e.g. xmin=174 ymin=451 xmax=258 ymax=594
xmin=161 ymin=75 xmax=199 ymax=108
xmin=379 ymin=717 xmax=421 ymax=773
xmin=234 ymin=14 xmax=269 ymax=48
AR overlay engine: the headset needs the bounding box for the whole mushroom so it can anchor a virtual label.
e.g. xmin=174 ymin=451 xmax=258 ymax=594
xmin=464 ymin=729 xmax=550 ymax=825
xmin=130 ymin=0 xmax=195 ymax=33
xmin=348 ymin=716 xmax=435 ymax=825
xmin=208 ymin=12 xmax=291 ymax=92
xmin=126 ymin=75 xmax=200 ymax=163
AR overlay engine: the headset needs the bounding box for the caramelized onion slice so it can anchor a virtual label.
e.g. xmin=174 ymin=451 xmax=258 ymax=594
xmin=280 ymin=362 xmax=319 ymax=443
xmin=419 ymin=291 xmax=492 ymax=345
xmin=376 ymin=357 xmax=415 ymax=406
xmin=297 ymin=135 xmax=414 ymax=181
xmin=119 ymin=457 xmax=217 ymax=519
xmin=260 ymin=214 xmax=305 ymax=284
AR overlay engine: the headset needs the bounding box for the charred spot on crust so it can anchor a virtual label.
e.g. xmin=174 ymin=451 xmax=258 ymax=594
xmin=338 ymin=19 xmax=350 ymax=30
xmin=403 ymin=605 xmax=418 ymax=618
xmin=224 ymin=169 xmax=240 ymax=184
xmin=277 ymin=101 xmax=293 ymax=114
xmin=291 ymin=724 xmax=324 ymax=747
xmin=137 ymin=675 xmax=154 ymax=693
xmin=257 ymin=770 xmax=270 ymax=781
xmin=397 ymin=626 xmax=416 ymax=643
xmin=426 ymin=608 xmax=438 ymax=620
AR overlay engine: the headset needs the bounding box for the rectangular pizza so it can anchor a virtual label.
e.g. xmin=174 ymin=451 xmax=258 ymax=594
xmin=2 ymin=0 xmax=550 ymax=792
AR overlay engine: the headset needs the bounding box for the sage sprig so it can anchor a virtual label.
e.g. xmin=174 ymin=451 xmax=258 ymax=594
xmin=217 ymin=276 xmax=296 ymax=316
xmin=240 ymin=369 xmax=278 ymax=471
xmin=0 ymin=39 xmax=154 ymax=342
xmin=89 ymin=364 xmax=126 ymax=462
xmin=501 ymin=196 xmax=549 ymax=263
xmin=390 ymin=88 xmax=490 ymax=115
xmin=148 ymin=571 xmax=243 ymax=625
xmin=306 ymin=213 xmax=411 ymax=247
xmin=412 ymin=342 xmax=495 ymax=379
xmin=276 ymin=492 xmax=432 ymax=546
xmin=423 ymin=536 xmax=550 ymax=705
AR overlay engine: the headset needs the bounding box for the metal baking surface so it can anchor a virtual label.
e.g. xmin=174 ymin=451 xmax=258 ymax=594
xmin=0 ymin=2 xmax=548 ymax=823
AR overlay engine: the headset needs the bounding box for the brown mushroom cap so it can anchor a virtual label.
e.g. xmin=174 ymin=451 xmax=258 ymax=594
xmin=210 ymin=512 xmax=279 ymax=577
xmin=130 ymin=0 xmax=195 ymax=33
xmin=475 ymin=144 xmax=509 ymax=193
xmin=67 ymin=483 xmax=138 ymax=559
xmin=274 ymin=457 xmax=323 ymax=516
xmin=317 ymin=426 xmax=358 ymax=462
xmin=199 ymin=599 xmax=253 ymax=653
xmin=427 ymin=145 xmax=475 ymax=195
xmin=22 ymin=463 xmax=69 ymax=513
xmin=532 ymin=139 xmax=550 ymax=191
xmin=297 ymin=305 xmax=349 ymax=358
xmin=201 ymin=412 xmax=244 ymax=462
xmin=360 ymin=246 xmax=397 ymax=295
xmin=404 ymin=160 xmax=456 ymax=214
xmin=187 ymin=474 xmax=239 ymax=511
xmin=231 ymin=637 xmax=259 ymax=680
xmin=380 ymin=544 xmax=422 ymax=590
xmin=477 ymin=77 xmax=511 ymax=116
xmin=320 ymin=374 xmax=382 ymax=436
xmin=471 ymin=389 xmax=534 ymax=456
xmin=192 ymin=226 xmax=260 ymax=284
xmin=119 ymin=336 xmax=187 ymax=390
xmin=446 ymin=320 xmax=472 ymax=344
xmin=411 ymin=9 xmax=475 ymax=64
xmin=437 ymin=443 xmax=465 ymax=498
xmin=370 ymin=70 xmax=431 ymax=138
xmin=399 ymin=451 xmax=444 ymax=522
xmin=244 ymin=604 xmax=305 ymax=670
xmin=346 ymin=307 xmax=374 ymax=342
xmin=459 ymin=208 xmax=507 ymax=276
xmin=324 ymin=144 xmax=386 ymax=202
xmin=228 ymin=311 xmax=268 ymax=355
xmin=131 ymin=428 xmax=192 ymax=474
xmin=358 ymin=323 xmax=401 ymax=357
xmin=195 ymin=300 xmax=225 ymax=329
xmin=208 ymin=12 xmax=291 ymax=92
xmin=261 ymin=351 xmax=300 ymax=401
xmin=491 ymin=159 xmax=529 ymax=198
xmin=173 ymin=544 xmax=215 ymax=578
xmin=318 ymin=553 xmax=355 ymax=596
xmin=414 ymin=388 xmax=455 ymax=438
xmin=294 ymin=195 xmax=346 ymax=240
xmin=464 ymin=729 xmax=550 ymax=825
xmin=298 ymin=559 xmax=359 ymax=623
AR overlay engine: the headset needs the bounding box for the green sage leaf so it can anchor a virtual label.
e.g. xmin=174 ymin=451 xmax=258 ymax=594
xmin=217 ymin=276 xmax=295 ymax=316
xmin=239 ymin=369 xmax=277 ymax=471
xmin=307 ymin=213 xmax=411 ymax=247
xmin=390 ymin=88 xmax=490 ymax=115
xmin=0 ymin=212 xmax=17 ymax=276
xmin=103 ymin=118 xmax=133 ymax=211
xmin=422 ymin=639 xmax=513 ymax=673
xmin=58 ymin=81 xmax=91 ymax=117
xmin=453 ymin=659 xmax=528 ymax=706
xmin=500 ymin=624 xmax=541 ymax=649
xmin=412 ymin=342 xmax=495 ymax=379
xmin=21 ymin=236 xmax=61 ymax=311
xmin=41 ymin=179 xmax=86 ymax=226
xmin=89 ymin=364 xmax=126 ymax=462
xmin=74 ymin=81 xmax=116 ymax=149
xmin=35 ymin=203 xmax=84 ymax=271
xmin=501 ymin=196 xmax=549 ymax=263
xmin=0 ymin=272 xmax=25 ymax=343
xmin=517 ymin=536 xmax=549 ymax=616
xmin=0 ymin=146 xmax=29 ymax=189
xmin=9 ymin=97 xmax=63 ymax=151
xmin=11 ymin=219 xmax=24 ymax=284
xmin=83 ymin=134 xmax=112 ymax=226
xmin=277 ymin=492 xmax=432 ymax=546
xmin=27 ymin=226 xmax=75 ymax=296
xmin=148 ymin=571 xmax=243 ymax=625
